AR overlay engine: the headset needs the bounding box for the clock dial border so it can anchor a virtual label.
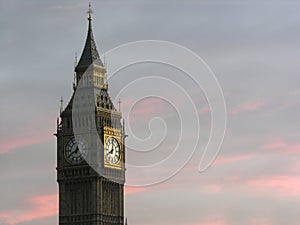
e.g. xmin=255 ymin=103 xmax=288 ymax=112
xmin=64 ymin=137 xmax=88 ymax=165
xmin=103 ymin=127 xmax=123 ymax=169
xmin=105 ymin=137 xmax=121 ymax=165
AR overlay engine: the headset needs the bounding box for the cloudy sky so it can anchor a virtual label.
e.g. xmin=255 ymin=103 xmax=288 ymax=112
xmin=1 ymin=0 xmax=300 ymax=225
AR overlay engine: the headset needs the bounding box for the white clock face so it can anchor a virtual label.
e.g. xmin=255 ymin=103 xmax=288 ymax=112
xmin=105 ymin=137 xmax=120 ymax=165
xmin=65 ymin=137 xmax=87 ymax=164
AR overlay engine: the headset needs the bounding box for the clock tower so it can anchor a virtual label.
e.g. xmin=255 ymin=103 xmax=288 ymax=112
xmin=56 ymin=5 xmax=125 ymax=225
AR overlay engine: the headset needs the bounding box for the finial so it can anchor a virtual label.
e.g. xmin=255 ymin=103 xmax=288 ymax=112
xmin=103 ymin=54 xmax=106 ymax=68
xmin=104 ymin=54 xmax=108 ymax=75
xmin=123 ymin=119 xmax=128 ymax=138
xmin=73 ymin=53 xmax=78 ymax=90
xmin=75 ymin=52 xmax=78 ymax=66
xmin=118 ymin=98 xmax=122 ymax=111
xmin=87 ymin=2 xmax=93 ymax=21
xmin=60 ymin=97 xmax=64 ymax=114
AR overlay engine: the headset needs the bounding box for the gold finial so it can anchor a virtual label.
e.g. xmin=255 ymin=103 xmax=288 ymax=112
xmin=87 ymin=2 xmax=93 ymax=20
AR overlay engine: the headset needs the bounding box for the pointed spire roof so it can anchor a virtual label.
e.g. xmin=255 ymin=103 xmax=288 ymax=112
xmin=75 ymin=4 xmax=104 ymax=72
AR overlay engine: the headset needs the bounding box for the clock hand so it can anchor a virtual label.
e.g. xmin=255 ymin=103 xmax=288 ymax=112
xmin=70 ymin=146 xmax=79 ymax=156
xmin=109 ymin=146 xmax=114 ymax=155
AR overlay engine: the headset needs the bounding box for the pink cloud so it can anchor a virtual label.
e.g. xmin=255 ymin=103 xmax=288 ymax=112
xmin=261 ymin=139 xmax=300 ymax=154
xmin=0 ymin=194 xmax=58 ymax=225
xmin=289 ymin=89 xmax=300 ymax=96
xmin=125 ymin=186 xmax=147 ymax=195
xmin=0 ymin=115 xmax=56 ymax=153
xmin=261 ymin=140 xmax=286 ymax=150
xmin=189 ymin=216 xmax=228 ymax=225
xmin=214 ymin=154 xmax=255 ymax=165
xmin=249 ymin=218 xmax=272 ymax=225
xmin=129 ymin=98 xmax=166 ymax=118
xmin=231 ymin=100 xmax=268 ymax=115
xmin=196 ymin=222 xmax=227 ymax=225
xmin=246 ymin=176 xmax=300 ymax=196
xmin=281 ymin=143 xmax=300 ymax=153
xmin=289 ymin=161 xmax=300 ymax=173
xmin=201 ymin=184 xmax=222 ymax=193
xmin=122 ymin=96 xmax=163 ymax=118
xmin=198 ymin=105 xmax=210 ymax=115
xmin=0 ymin=133 xmax=52 ymax=154
xmin=138 ymin=221 xmax=228 ymax=225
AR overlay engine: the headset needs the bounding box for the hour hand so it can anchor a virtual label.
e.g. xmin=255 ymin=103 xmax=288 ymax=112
xmin=70 ymin=146 xmax=79 ymax=156
xmin=108 ymin=145 xmax=114 ymax=155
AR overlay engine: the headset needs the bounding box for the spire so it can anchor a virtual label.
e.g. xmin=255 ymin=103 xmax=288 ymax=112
xmin=75 ymin=3 xmax=104 ymax=72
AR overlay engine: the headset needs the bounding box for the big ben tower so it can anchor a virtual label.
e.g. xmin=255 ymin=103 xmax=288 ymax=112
xmin=55 ymin=4 xmax=125 ymax=225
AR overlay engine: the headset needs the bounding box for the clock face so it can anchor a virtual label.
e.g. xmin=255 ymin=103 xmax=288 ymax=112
xmin=65 ymin=137 xmax=87 ymax=164
xmin=105 ymin=137 xmax=120 ymax=165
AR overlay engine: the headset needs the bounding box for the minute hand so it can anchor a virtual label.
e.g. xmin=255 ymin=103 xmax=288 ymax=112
xmin=109 ymin=146 xmax=114 ymax=155
xmin=70 ymin=147 xmax=79 ymax=156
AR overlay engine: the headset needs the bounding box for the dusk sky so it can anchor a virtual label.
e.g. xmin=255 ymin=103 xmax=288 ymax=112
xmin=1 ymin=0 xmax=300 ymax=225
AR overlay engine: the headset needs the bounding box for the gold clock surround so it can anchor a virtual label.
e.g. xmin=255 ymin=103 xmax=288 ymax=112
xmin=103 ymin=126 xmax=123 ymax=169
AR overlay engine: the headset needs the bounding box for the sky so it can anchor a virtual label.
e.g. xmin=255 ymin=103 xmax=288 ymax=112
xmin=1 ymin=0 xmax=300 ymax=225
